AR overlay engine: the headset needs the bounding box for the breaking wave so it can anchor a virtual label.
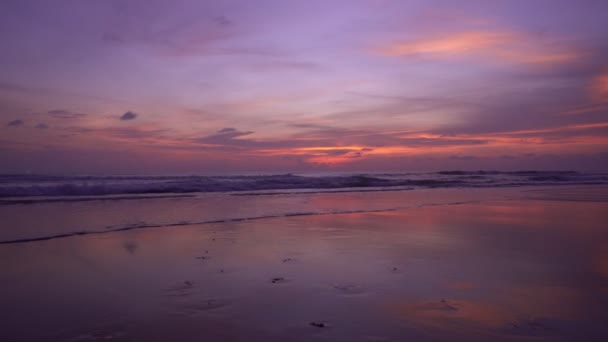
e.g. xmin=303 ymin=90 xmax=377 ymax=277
xmin=0 ymin=171 xmax=606 ymax=199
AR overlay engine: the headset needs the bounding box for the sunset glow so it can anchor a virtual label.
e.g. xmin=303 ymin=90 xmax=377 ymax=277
xmin=1 ymin=0 xmax=607 ymax=173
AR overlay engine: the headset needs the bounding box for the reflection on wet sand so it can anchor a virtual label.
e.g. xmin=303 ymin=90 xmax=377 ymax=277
xmin=0 ymin=187 xmax=607 ymax=341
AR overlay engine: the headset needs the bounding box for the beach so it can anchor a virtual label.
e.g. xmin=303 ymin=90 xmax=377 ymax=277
xmin=4 ymin=1 xmax=608 ymax=340
xmin=1 ymin=185 xmax=608 ymax=341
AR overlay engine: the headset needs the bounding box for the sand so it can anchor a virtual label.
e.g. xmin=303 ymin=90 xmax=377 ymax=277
xmin=1 ymin=186 xmax=608 ymax=341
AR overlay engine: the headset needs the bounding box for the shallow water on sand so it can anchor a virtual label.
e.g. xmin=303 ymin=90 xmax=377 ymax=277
xmin=1 ymin=187 xmax=608 ymax=341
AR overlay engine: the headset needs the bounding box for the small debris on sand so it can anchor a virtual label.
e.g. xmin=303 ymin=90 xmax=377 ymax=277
xmin=271 ymin=277 xmax=286 ymax=284
xmin=310 ymin=321 xmax=327 ymax=328
xmin=332 ymin=284 xmax=367 ymax=295
xmin=507 ymin=318 xmax=550 ymax=333
xmin=436 ymin=299 xmax=458 ymax=311
xmin=196 ymin=256 xmax=209 ymax=260
xmin=527 ymin=320 xmax=547 ymax=330
xmin=282 ymin=258 xmax=293 ymax=262
xmin=184 ymin=281 xmax=193 ymax=287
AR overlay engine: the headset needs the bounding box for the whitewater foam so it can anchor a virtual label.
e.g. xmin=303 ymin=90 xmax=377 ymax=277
xmin=1 ymin=171 xmax=605 ymax=199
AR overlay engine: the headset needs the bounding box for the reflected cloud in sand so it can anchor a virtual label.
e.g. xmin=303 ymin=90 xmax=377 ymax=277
xmin=1 ymin=187 xmax=608 ymax=341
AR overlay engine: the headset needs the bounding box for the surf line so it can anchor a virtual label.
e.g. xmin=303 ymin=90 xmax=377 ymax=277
xmin=0 ymin=201 xmax=480 ymax=245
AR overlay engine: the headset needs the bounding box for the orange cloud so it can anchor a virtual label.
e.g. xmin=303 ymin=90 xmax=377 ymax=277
xmin=377 ymin=30 xmax=582 ymax=65
xmin=591 ymin=71 xmax=608 ymax=101
xmin=560 ymin=102 xmax=608 ymax=115
xmin=248 ymin=121 xmax=608 ymax=166
xmin=379 ymin=32 xmax=512 ymax=56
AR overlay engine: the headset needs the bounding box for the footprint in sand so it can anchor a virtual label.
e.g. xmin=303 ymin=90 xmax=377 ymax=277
xmin=366 ymin=337 xmax=394 ymax=342
xmin=271 ymin=277 xmax=287 ymax=284
xmin=172 ymin=299 xmax=232 ymax=316
xmin=310 ymin=321 xmax=329 ymax=328
xmin=506 ymin=318 xmax=553 ymax=336
xmin=163 ymin=281 xmax=195 ymax=297
xmin=332 ymin=284 xmax=369 ymax=295
xmin=59 ymin=325 xmax=127 ymax=341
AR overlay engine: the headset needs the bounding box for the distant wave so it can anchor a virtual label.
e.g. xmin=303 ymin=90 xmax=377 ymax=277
xmin=0 ymin=194 xmax=196 ymax=205
xmin=0 ymin=171 xmax=606 ymax=199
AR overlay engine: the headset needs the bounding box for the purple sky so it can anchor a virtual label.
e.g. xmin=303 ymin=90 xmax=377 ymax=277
xmin=1 ymin=0 xmax=608 ymax=174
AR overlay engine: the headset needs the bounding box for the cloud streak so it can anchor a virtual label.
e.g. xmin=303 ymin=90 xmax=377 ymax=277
xmin=47 ymin=110 xmax=87 ymax=120
xmin=377 ymin=30 xmax=583 ymax=66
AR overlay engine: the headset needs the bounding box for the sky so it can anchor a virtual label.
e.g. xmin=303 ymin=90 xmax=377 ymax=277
xmin=1 ymin=0 xmax=608 ymax=174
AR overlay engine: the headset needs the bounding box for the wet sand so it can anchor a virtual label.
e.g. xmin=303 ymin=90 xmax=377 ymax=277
xmin=1 ymin=186 xmax=608 ymax=341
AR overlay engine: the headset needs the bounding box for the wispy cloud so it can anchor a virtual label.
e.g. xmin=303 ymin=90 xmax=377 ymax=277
xmin=48 ymin=110 xmax=87 ymax=120
xmin=197 ymin=128 xmax=255 ymax=146
xmin=217 ymin=127 xmax=237 ymax=133
xmin=376 ymin=30 xmax=583 ymax=65
xmin=379 ymin=32 xmax=510 ymax=56
xmin=101 ymin=11 xmax=239 ymax=58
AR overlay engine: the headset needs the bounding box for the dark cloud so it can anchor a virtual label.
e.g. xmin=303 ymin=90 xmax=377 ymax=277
xmin=449 ymin=155 xmax=478 ymax=160
xmin=0 ymin=82 xmax=29 ymax=92
xmin=243 ymin=61 xmax=322 ymax=72
xmin=47 ymin=110 xmax=87 ymax=120
xmin=325 ymin=149 xmax=356 ymax=156
xmin=322 ymin=148 xmax=369 ymax=158
xmin=192 ymin=123 xmax=492 ymax=155
xmin=431 ymin=45 xmax=608 ymax=137
xmin=290 ymin=123 xmax=334 ymax=130
xmin=194 ymin=128 xmax=332 ymax=151
xmin=213 ymin=15 xmax=233 ymax=27
xmin=102 ymin=32 xmax=124 ymax=43
xmin=7 ymin=119 xmax=24 ymax=127
xmin=323 ymin=43 xmax=608 ymax=142
xmin=98 ymin=9 xmax=238 ymax=57
xmin=0 ymin=82 xmax=130 ymax=106
xmin=120 ymin=111 xmax=138 ymax=121
xmin=35 ymin=123 xmax=49 ymax=129
xmin=198 ymin=128 xmax=254 ymax=146
xmin=64 ymin=126 xmax=168 ymax=140
xmin=293 ymin=125 xmax=488 ymax=148
xmin=218 ymin=127 xmax=237 ymax=133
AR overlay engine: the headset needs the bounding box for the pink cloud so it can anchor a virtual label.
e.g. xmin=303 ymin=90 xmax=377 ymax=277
xmin=376 ymin=30 xmax=583 ymax=66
